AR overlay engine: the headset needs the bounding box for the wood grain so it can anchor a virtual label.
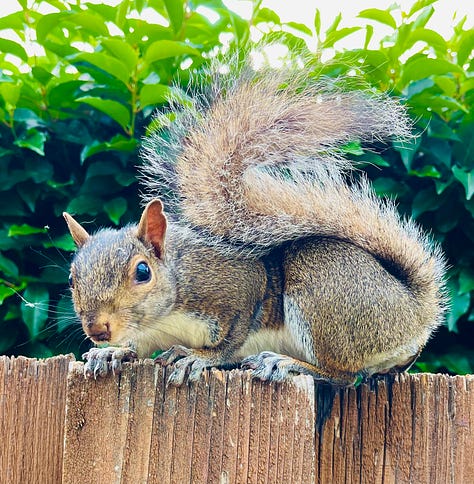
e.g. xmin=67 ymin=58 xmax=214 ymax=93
xmin=0 ymin=355 xmax=72 ymax=484
xmin=0 ymin=356 xmax=473 ymax=483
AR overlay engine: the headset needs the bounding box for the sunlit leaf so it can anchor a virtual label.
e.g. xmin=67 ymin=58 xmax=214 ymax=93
xmin=357 ymin=8 xmax=396 ymax=29
xmin=8 ymin=224 xmax=48 ymax=237
xmin=145 ymin=40 xmax=200 ymax=63
xmin=72 ymin=52 xmax=131 ymax=85
xmin=0 ymin=39 xmax=28 ymax=62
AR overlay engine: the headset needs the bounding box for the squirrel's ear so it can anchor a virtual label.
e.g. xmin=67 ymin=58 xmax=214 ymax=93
xmin=63 ymin=212 xmax=90 ymax=248
xmin=137 ymin=199 xmax=167 ymax=260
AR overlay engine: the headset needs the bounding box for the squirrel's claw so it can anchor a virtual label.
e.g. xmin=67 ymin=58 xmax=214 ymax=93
xmin=241 ymin=351 xmax=307 ymax=382
xmin=155 ymin=345 xmax=210 ymax=386
xmin=82 ymin=346 xmax=138 ymax=379
xmin=155 ymin=344 xmax=191 ymax=366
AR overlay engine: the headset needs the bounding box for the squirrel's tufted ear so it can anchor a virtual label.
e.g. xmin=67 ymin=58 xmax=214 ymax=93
xmin=63 ymin=212 xmax=90 ymax=248
xmin=137 ymin=199 xmax=167 ymax=260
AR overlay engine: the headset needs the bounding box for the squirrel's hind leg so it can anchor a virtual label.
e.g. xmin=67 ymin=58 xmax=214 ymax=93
xmin=241 ymin=352 xmax=359 ymax=386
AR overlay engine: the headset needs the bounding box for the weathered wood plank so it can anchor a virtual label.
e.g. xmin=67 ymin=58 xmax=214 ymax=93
xmin=0 ymin=355 xmax=72 ymax=484
xmin=62 ymin=363 xmax=316 ymax=483
xmin=314 ymin=373 xmax=474 ymax=484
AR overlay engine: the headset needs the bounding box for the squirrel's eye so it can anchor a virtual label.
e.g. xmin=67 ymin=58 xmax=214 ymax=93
xmin=135 ymin=261 xmax=151 ymax=283
xmin=68 ymin=273 xmax=74 ymax=288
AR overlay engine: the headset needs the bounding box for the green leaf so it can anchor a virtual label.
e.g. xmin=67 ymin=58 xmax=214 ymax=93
xmin=314 ymin=9 xmax=321 ymax=37
xmin=458 ymin=29 xmax=474 ymax=67
xmin=393 ymin=136 xmax=421 ymax=171
xmin=43 ymin=233 xmax=76 ymax=252
xmin=25 ymin=159 xmax=54 ymax=183
xmin=407 ymin=0 xmax=437 ymax=18
xmin=357 ymin=8 xmax=396 ymax=29
xmin=402 ymin=57 xmax=462 ymax=85
xmin=321 ymin=27 xmax=361 ymax=49
xmin=104 ymin=197 xmax=127 ymax=225
xmin=372 ymin=177 xmax=407 ymax=198
xmin=66 ymin=11 xmax=109 ymax=36
xmin=364 ymin=24 xmax=374 ymax=50
xmin=36 ymin=12 xmax=71 ymax=43
xmin=21 ymin=284 xmax=49 ymax=341
xmin=412 ymin=6 xmax=434 ymax=29
xmin=67 ymin=195 xmax=103 ymax=215
xmin=72 ymin=52 xmax=131 ymax=85
xmin=411 ymin=188 xmax=443 ymax=218
xmin=452 ymin=165 xmax=474 ymax=200
xmin=115 ymin=171 xmax=136 ymax=187
xmin=139 ymin=83 xmax=173 ymax=108
xmin=47 ymin=80 xmax=85 ymax=107
xmin=31 ymin=66 xmax=54 ymax=86
xmin=433 ymin=76 xmax=457 ymax=97
xmin=0 ymin=39 xmax=28 ymax=62
xmin=341 ymin=141 xmax=364 ymax=156
xmin=459 ymin=268 xmax=474 ymax=295
xmin=408 ymin=28 xmax=447 ymax=54
xmin=0 ymin=253 xmax=19 ymax=279
xmin=285 ymin=22 xmax=312 ymax=36
xmin=445 ymin=280 xmax=470 ymax=332
xmin=164 ymin=0 xmax=184 ymax=33
xmin=0 ymin=12 xmax=24 ymax=31
xmin=254 ymin=7 xmax=280 ymax=24
xmin=145 ymin=40 xmax=201 ymax=63
xmin=76 ymin=97 xmax=131 ymax=131
xmin=80 ymin=135 xmax=137 ymax=163
xmin=8 ymin=224 xmax=47 ymax=237
xmin=101 ymin=39 xmax=139 ymax=71
xmin=85 ymin=160 xmax=120 ymax=179
xmin=409 ymin=165 xmax=441 ymax=178
xmin=14 ymin=129 xmax=48 ymax=156
xmin=0 ymin=83 xmax=21 ymax=108
xmin=325 ymin=13 xmax=341 ymax=35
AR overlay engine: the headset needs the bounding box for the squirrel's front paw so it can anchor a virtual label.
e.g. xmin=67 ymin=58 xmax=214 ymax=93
xmin=155 ymin=345 xmax=210 ymax=386
xmin=82 ymin=346 xmax=137 ymax=379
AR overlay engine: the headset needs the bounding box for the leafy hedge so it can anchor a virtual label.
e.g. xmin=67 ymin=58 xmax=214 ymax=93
xmin=0 ymin=0 xmax=472 ymax=373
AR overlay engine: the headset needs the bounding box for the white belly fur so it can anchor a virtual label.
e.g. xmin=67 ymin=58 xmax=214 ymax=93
xmin=133 ymin=310 xmax=213 ymax=357
xmin=235 ymin=325 xmax=310 ymax=362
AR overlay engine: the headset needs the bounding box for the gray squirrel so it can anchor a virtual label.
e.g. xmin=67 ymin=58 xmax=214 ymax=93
xmin=64 ymin=59 xmax=447 ymax=386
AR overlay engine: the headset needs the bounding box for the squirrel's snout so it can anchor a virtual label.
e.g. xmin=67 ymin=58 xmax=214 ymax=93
xmin=84 ymin=320 xmax=111 ymax=343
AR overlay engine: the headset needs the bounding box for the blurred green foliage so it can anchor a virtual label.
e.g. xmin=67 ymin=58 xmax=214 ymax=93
xmin=0 ymin=0 xmax=472 ymax=373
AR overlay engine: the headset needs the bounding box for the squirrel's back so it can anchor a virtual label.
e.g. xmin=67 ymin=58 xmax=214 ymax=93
xmin=140 ymin=56 xmax=447 ymax=333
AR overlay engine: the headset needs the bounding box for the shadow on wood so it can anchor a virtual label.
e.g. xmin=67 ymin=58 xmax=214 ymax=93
xmin=0 ymin=356 xmax=472 ymax=483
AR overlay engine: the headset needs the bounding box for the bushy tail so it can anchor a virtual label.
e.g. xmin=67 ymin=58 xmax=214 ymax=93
xmin=140 ymin=58 xmax=447 ymax=329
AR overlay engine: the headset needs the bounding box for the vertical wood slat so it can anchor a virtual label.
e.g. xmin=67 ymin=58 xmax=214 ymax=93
xmin=0 ymin=355 xmax=473 ymax=483
xmin=62 ymin=364 xmax=316 ymax=484
xmin=0 ymin=355 xmax=72 ymax=484
xmin=314 ymin=373 xmax=474 ymax=484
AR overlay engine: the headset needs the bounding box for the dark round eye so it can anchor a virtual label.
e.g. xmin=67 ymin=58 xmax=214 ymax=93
xmin=68 ymin=273 xmax=74 ymax=288
xmin=135 ymin=261 xmax=151 ymax=283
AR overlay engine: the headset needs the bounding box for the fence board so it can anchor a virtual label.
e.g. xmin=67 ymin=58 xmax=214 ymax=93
xmin=0 ymin=356 xmax=473 ymax=483
xmin=0 ymin=355 xmax=72 ymax=484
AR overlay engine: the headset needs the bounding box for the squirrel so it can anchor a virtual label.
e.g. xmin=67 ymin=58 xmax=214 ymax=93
xmin=63 ymin=59 xmax=447 ymax=386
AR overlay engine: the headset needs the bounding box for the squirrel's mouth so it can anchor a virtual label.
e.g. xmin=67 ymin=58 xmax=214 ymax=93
xmin=88 ymin=330 xmax=111 ymax=343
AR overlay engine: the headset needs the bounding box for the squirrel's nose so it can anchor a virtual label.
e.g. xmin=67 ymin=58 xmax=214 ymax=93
xmin=84 ymin=320 xmax=111 ymax=342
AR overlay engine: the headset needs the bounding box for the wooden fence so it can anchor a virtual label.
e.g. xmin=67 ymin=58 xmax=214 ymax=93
xmin=0 ymin=355 xmax=472 ymax=483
